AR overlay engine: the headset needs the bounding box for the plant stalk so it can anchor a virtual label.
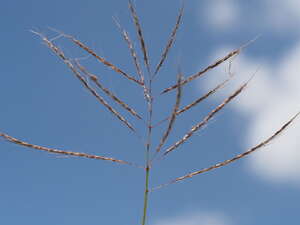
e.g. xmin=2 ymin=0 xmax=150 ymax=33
xmin=141 ymin=166 xmax=150 ymax=225
xmin=141 ymin=76 xmax=153 ymax=225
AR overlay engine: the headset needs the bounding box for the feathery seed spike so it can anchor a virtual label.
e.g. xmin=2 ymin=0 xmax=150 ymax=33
xmin=113 ymin=17 xmax=144 ymax=83
xmin=32 ymin=31 xmax=136 ymax=132
xmin=113 ymin=17 xmax=150 ymax=102
xmin=62 ymin=33 xmax=143 ymax=86
xmin=0 ymin=132 xmax=139 ymax=167
xmin=129 ymin=0 xmax=151 ymax=74
xmin=164 ymin=78 xmax=252 ymax=156
xmin=152 ymin=112 xmax=300 ymax=190
xmin=161 ymin=37 xmax=259 ymax=94
xmin=161 ymin=49 xmax=239 ymax=94
xmin=154 ymin=5 xmax=184 ymax=76
xmin=177 ymin=78 xmax=230 ymax=115
xmin=156 ymin=72 xmax=183 ymax=153
xmin=152 ymin=78 xmax=230 ymax=129
xmin=75 ymin=60 xmax=142 ymax=120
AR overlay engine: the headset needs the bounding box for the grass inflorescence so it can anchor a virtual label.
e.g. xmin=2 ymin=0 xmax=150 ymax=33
xmin=1 ymin=1 xmax=299 ymax=225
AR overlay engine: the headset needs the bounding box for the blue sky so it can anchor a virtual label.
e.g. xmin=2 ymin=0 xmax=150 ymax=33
xmin=1 ymin=1 xmax=300 ymax=225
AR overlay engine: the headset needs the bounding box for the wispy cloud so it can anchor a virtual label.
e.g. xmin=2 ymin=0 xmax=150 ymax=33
xmin=201 ymin=0 xmax=239 ymax=31
xmin=263 ymin=0 xmax=300 ymax=32
xmin=153 ymin=211 xmax=232 ymax=225
xmin=201 ymin=0 xmax=300 ymax=34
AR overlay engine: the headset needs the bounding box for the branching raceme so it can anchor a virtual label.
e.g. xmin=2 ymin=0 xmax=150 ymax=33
xmin=1 ymin=1 xmax=299 ymax=225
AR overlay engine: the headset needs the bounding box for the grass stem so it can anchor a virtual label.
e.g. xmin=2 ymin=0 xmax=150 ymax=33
xmin=141 ymin=166 xmax=150 ymax=225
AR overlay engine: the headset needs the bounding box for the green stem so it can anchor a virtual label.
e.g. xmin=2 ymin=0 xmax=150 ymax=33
xmin=141 ymin=166 xmax=150 ymax=225
xmin=141 ymin=76 xmax=153 ymax=225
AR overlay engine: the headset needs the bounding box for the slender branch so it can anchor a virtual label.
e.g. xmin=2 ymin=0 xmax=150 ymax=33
xmin=31 ymin=31 xmax=136 ymax=132
xmin=75 ymin=60 xmax=143 ymax=120
xmin=113 ymin=17 xmax=150 ymax=102
xmin=164 ymin=77 xmax=252 ymax=156
xmin=155 ymin=72 xmax=182 ymax=154
xmin=114 ymin=17 xmax=144 ymax=83
xmin=59 ymin=32 xmax=143 ymax=86
xmin=153 ymin=77 xmax=230 ymax=128
xmin=0 ymin=132 xmax=139 ymax=167
xmin=152 ymin=112 xmax=300 ymax=190
xmin=161 ymin=37 xmax=258 ymax=94
xmin=177 ymin=78 xmax=230 ymax=115
xmin=154 ymin=5 xmax=184 ymax=76
xmin=129 ymin=0 xmax=151 ymax=74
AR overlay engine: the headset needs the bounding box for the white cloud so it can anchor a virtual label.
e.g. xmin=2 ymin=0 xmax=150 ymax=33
xmin=153 ymin=211 xmax=231 ymax=225
xmin=198 ymin=42 xmax=300 ymax=185
xmin=201 ymin=0 xmax=300 ymax=33
xmin=202 ymin=0 xmax=239 ymax=31
xmin=263 ymin=1 xmax=300 ymax=32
